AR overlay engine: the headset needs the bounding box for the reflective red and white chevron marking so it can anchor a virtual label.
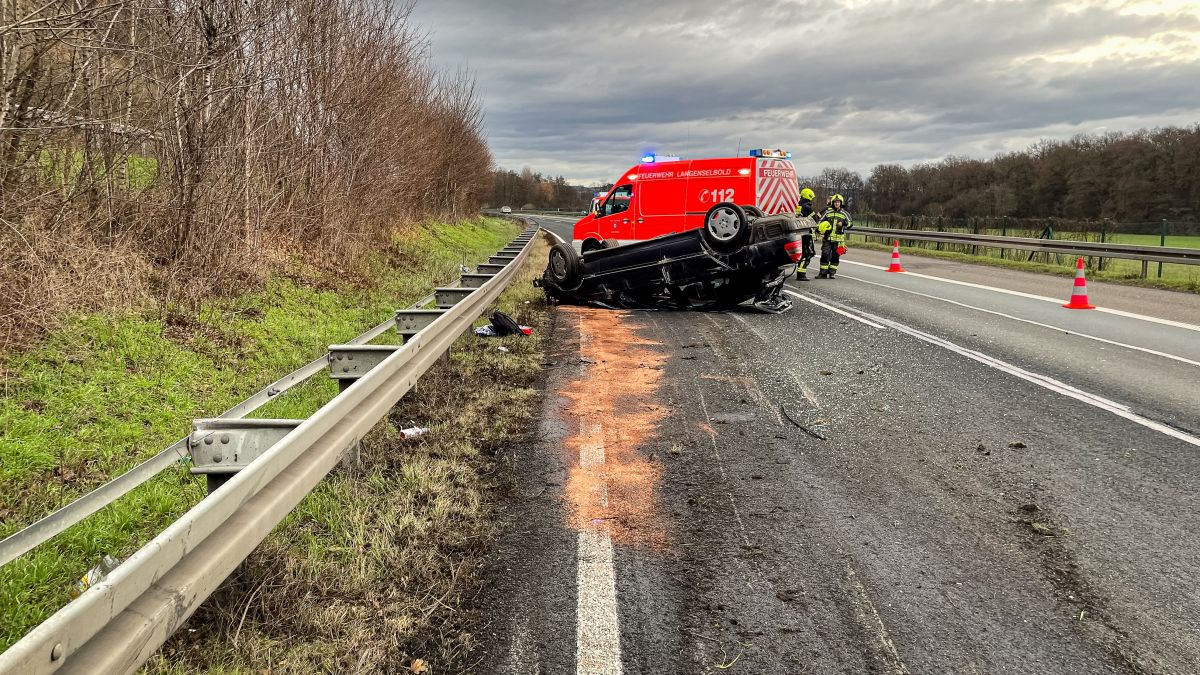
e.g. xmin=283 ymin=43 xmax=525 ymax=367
xmin=755 ymin=159 xmax=800 ymax=216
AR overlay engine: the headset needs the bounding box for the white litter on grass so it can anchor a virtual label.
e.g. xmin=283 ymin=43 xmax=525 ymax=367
xmin=399 ymin=427 xmax=428 ymax=440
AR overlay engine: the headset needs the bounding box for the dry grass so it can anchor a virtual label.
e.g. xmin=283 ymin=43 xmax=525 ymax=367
xmin=144 ymin=235 xmax=551 ymax=674
xmin=0 ymin=224 xmax=155 ymax=352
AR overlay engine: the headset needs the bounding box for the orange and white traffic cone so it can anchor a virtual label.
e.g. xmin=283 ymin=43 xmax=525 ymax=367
xmin=1063 ymin=257 xmax=1096 ymax=309
xmin=886 ymin=240 xmax=906 ymax=273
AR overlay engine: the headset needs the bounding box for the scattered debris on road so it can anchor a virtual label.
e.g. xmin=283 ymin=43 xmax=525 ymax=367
xmin=780 ymin=405 xmax=828 ymax=440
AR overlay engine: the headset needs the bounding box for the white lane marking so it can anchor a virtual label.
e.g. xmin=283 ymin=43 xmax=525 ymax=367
xmin=841 ymin=259 xmax=1200 ymax=333
xmin=784 ymin=290 xmax=886 ymax=329
xmin=839 ymin=273 xmax=1200 ymax=368
xmin=841 ymin=559 xmax=911 ymax=674
xmin=804 ymin=295 xmax=1200 ymax=448
xmin=576 ymin=421 xmax=622 ymax=675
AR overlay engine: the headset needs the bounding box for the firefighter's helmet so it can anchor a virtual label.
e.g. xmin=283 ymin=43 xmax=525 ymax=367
xmin=799 ymin=188 xmax=815 ymax=202
xmin=831 ymin=193 xmax=845 ymax=206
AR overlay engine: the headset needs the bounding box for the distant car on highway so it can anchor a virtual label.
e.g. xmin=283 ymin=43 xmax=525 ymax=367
xmin=571 ymin=150 xmax=799 ymax=254
xmin=500 ymin=206 xmax=512 ymax=214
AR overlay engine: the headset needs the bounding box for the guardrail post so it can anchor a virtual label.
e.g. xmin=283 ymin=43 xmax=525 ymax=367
xmin=1000 ymin=218 xmax=1007 ymax=259
xmin=936 ymin=217 xmax=944 ymax=251
xmin=460 ymin=273 xmax=496 ymax=289
xmin=1159 ymin=219 xmax=1167 ymax=278
xmin=327 ymin=344 xmax=404 ymax=469
xmin=328 ymin=345 xmax=401 ymax=393
xmin=434 ymin=287 xmax=474 ymax=308
xmin=394 ymin=309 xmax=447 ymax=340
xmin=189 ymin=419 xmax=304 ymax=494
xmin=1098 ymin=221 xmax=1107 ymax=271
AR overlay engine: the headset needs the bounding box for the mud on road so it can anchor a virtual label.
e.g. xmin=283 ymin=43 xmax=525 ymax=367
xmin=477 ymin=299 xmax=1199 ymax=674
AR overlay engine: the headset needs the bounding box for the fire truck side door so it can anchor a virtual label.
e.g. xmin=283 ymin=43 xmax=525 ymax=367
xmin=634 ymin=163 xmax=688 ymax=239
xmin=595 ymin=184 xmax=634 ymax=244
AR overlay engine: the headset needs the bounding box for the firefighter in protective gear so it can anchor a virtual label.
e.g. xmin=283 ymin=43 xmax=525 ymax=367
xmin=794 ymin=188 xmax=819 ymax=280
xmin=816 ymin=194 xmax=852 ymax=278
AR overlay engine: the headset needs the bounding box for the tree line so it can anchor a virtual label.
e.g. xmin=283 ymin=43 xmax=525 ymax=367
xmin=862 ymin=126 xmax=1200 ymax=222
xmin=489 ymin=167 xmax=595 ymax=211
xmin=1 ymin=0 xmax=492 ymax=348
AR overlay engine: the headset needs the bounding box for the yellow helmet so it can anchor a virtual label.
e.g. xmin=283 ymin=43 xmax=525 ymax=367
xmin=799 ymin=187 xmax=815 ymax=202
xmin=831 ymin=193 xmax=845 ymax=205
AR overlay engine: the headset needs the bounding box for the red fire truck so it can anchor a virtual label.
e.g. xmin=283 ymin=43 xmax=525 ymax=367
xmin=573 ymin=150 xmax=799 ymax=253
xmin=539 ymin=150 xmax=809 ymax=312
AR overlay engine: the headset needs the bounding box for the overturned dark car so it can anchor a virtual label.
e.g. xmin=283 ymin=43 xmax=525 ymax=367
xmin=536 ymin=203 xmax=808 ymax=311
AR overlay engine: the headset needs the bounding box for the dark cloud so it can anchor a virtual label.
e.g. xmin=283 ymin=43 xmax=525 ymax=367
xmin=411 ymin=0 xmax=1200 ymax=183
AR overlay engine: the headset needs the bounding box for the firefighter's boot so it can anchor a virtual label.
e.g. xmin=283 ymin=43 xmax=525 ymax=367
xmin=797 ymin=272 xmax=809 ymax=281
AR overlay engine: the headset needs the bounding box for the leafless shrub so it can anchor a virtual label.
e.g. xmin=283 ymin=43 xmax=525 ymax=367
xmin=1 ymin=0 xmax=493 ymax=348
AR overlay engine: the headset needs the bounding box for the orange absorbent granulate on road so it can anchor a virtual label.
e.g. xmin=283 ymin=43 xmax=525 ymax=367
xmin=559 ymin=306 xmax=668 ymax=548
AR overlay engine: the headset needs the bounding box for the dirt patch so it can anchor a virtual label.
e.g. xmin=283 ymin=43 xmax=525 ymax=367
xmin=559 ymin=307 xmax=669 ymax=548
xmin=1011 ymin=496 xmax=1158 ymax=675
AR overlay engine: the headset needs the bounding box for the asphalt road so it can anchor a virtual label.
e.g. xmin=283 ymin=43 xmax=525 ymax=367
xmin=478 ymin=215 xmax=1200 ymax=674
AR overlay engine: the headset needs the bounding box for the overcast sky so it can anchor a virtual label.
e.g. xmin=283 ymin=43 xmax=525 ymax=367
xmin=411 ymin=0 xmax=1200 ymax=185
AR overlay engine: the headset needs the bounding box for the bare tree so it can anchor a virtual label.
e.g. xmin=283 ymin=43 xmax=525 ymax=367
xmin=1 ymin=0 xmax=494 ymax=348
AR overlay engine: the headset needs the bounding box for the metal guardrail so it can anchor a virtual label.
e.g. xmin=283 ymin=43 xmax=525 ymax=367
xmin=0 ymin=302 xmax=417 ymax=567
xmin=0 ymin=224 xmax=539 ymax=675
xmin=852 ymin=226 xmax=1200 ymax=266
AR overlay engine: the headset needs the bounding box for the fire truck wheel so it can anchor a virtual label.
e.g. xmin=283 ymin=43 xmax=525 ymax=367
xmin=741 ymin=205 xmax=764 ymax=219
xmin=581 ymin=238 xmax=607 ymax=254
xmin=703 ymin=202 xmax=750 ymax=253
xmin=547 ymin=242 xmax=583 ymax=288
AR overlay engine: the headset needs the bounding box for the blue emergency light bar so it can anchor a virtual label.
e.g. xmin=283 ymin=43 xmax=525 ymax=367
xmin=640 ymin=153 xmax=682 ymax=163
xmin=749 ymin=148 xmax=792 ymax=159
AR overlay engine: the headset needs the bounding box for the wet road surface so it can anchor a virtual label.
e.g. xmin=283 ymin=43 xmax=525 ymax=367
xmin=477 ymin=216 xmax=1200 ymax=674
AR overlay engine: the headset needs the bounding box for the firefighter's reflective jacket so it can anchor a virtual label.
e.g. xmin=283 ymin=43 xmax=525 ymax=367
xmin=817 ymin=209 xmax=853 ymax=242
xmin=796 ymin=203 xmax=821 ymax=226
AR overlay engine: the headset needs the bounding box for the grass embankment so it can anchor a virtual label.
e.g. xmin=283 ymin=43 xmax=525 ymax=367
xmin=0 ymin=216 xmax=520 ymax=651
xmin=849 ymin=233 xmax=1200 ymax=293
xmin=145 ymin=235 xmax=551 ymax=674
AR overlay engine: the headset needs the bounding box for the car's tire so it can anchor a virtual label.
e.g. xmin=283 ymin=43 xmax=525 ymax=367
xmin=581 ymin=238 xmax=607 ymax=254
xmin=742 ymin=205 xmax=764 ymax=219
xmin=702 ymin=202 xmax=750 ymax=253
xmin=547 ymin=242 xmax=583 ymax=289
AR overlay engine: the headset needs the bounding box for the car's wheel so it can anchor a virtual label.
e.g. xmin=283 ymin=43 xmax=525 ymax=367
xmin=581 ymin=238 xmax=607 ymax=254
xmin=547 ymin=242 xmax=583 ymax=289
xmin=741 ymin=205 xmax=763 ymax=219
xmin=702 ymin=202 xmax=750 ymax=253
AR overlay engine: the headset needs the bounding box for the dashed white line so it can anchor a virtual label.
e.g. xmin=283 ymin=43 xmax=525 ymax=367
xmin=576 ymin=421 xmax=622 ymax=675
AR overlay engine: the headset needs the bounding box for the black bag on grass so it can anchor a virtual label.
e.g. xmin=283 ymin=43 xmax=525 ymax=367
xmin=490 ymin=311 xmax=522 ymax=336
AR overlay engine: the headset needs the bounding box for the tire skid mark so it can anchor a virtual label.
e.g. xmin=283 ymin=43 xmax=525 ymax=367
xmin=838 ymin=555 xmax=912 ymax=675
xmin=693 ymin=390 xmax=753 ymax=550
